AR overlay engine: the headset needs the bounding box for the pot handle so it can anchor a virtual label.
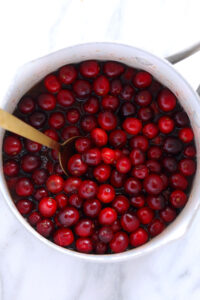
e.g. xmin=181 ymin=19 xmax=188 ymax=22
xmin=165 ymin=41 xmax=200 ymax=96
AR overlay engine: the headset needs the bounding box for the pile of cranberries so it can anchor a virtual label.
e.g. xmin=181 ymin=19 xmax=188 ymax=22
xmin=3 ymin=60 xmax=196 ymax=254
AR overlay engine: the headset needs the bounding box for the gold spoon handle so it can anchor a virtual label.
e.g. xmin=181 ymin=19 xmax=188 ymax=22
xmin=0 ymin=109 xmax=60 ymax=151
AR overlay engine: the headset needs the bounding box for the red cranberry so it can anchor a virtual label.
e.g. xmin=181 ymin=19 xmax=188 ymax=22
xmin=160 ymin=206 xmax=176 ymax=223
xmin=148 ymin=219 xmax=165 ymax=237
xmin=121 ymin=213 xmax=140 ymax=233
xmin=99 ymin=207 xmax=117 ymax=225
xmin=79 ymin=180 xmax=98 ymax=199
xmin=75 ymin=137 xmax=91 ymax=153
xmin=55 ymin=193 xmax=68 ymax=209
xmin=21 ymin=154 xmax=41 ymax=173
xmin=135 ymin=90 xmax=152 ymax=106
xmin=170 ymin=173 xmax=188 ymax=190
xmin=18 ymin=97 xmax=35 ymax=114
xmin=83 ymin=199 xmax=102 ymax=218
xmin=120 ymin=102 xmax=136 ymax=117
xmin=3 ymin=160 xmax=19 ymax=177
xmin=137 ymin=207 xmax=154 ymax=224
xmin=36 ymin=219 xmax=53 ymax=237
xmin=67 ymin=154 xmax=88 ymax=176
xmin=130 ymin=135 xmax=149 ymax=151
xmin=170 ymin=190 xmax=187 ymax=208
xmin=68 ymin=194 xmax=83 ymax=209
xmin=130 ymin=148 xmax=145 ymax=166
xmin=174 ymin=111 xmax=189 ymax=127
xmin=101 ymin=148 xmax=115 ymax=164
xmin=133 ymin=71 xmax=152 ymax=88
xmin=29 ymin=111 xmax=46 ymax=128
xmin=147 ymin=146 xmax=162 ymax=160
xmin=93 ymin=75 xmax=110 ymax=96
xmin=147 ymin=195 xmax=165 ymax=210
xmin=103 ymin=61 xmax=125 ymax=77
xmin=44 ymin=129 xmax=59 ymax=141
xmin=93 ymin=164 xmax=111 ymax=182
xmin=73 ymin=79 xmax=91 ymax=98
xmin=110 ymin=79 xmax=122 ymax=95
xmin=130 ymin=195 xmax=145 ymax=208
xmin=91 ymin=128 xmax=108 ymax=147
xmin=160 ymin=174 xmax=169 ymax=189
xmin=184 ymin=145 xmax=196 ymax=157
xmin=7 ymin=177 xmax=18 ymax=191
xmin=122 ymin=67 xmax=135 ymax=82
xmin=25 ymin=140 xmax=42 ymax=153
xmin=64 ymin=177 xmax=82 ymax=194
xmin=51 ymin=149 xmax=59 ymax=160
xmin=66 ymin=108 xmax=80 ymax=124
xmin=179 ymin=128 xmax=194 ymax=143
xmin=54 ymin=228 xmax=74 ymax=246
xmin=122 ymin=148 xmax=130 ymax=156
xmin=38 ymin=93 xmax=56 ymax=110
xmin=58 ymin=206 xmax=79 ymax=226
xmin=112 ymin=195 xmax=130 ymax=214
xmin=62 ymin=126 xmax=80 ymax=140
xmin=143 ymin=123 xmax=159 ymax=139
xmin=44 ymin=74 xmax=61 ymax=93
xmin=111 ymin=219 xmax=121 ymax=232
xmin=97 ymin=184 xmax=115 ymax=203
xmin=157 ymin=89 xmax=176 ymax=112
xmin=82 ymin=148 xmax=101 ymax=166
xmin=124 ymin=177 xmax=142 ymax=195
xmin=28 ymin=211 xmax=41 ymax=226
xmin=109 ymin=129 xmax=127 ymax=148
xmin=152 ymin=135 xmax=164 ymax=146
xmin=16 ymin=199 xmax=33 ymax=215
xmin=81 ymin=115 xmax=97 ymax=132
xmin=158 ymin=116 xmax=175 ymax=134
xmin=143 ymin=174 xmax=164 ymax=195
xmin=116 ymin=156 xmax=131 ymax=174
xmin=179 ymin=159 xmax=196 ymax=176
xmin=32 ymin=168 xmax=48 ymax=185
xmin=34 ymin=187 xmax=48 ymax=201
xmin=80 ymin=60 xmax=100 ymax=78
xmin=146 ymin=159 xmax=161 ymax=173
xmin=99 ymin=226 xmax=114 ymax=243
xmin=132 ymin=164 xmax=148 ymax=179
xmin=75 ymin=219 xmax=94 ymax=237
xmin=110 ymin=169 xmax=126 ymax=188
xmin=57 ymin=89 xmax=75 ymax=107
xmin=76 ymin=238 xmax=93 ymax=253
xmin=123 ymin=118 xmax=142 ymax=135
xmin=109 ymin=231 xmax=129 ymax=253
xmin=114 ymin=149 xmax=123 ymax=162
xmin=163 ymin=137 xmax=183 ymax=154
xmin=39 ymin=197 xmax=57 ymax=217
xmin=59 ymin=65 xmax=77 ymax=84
xmin=138 ymin=107 xmax=153 ymax=122
xmin=102 ymin=95 xmax=120 ymax=111
xmin=120 ymin=85 xmax=135 ymax=101
xmin=83 ymin=97 xmax=99 ymax=114
xmin=54 ymin=163 xmax=64 ymax=175
xmin=163 ymin=157 xmax=178 ymax=173
xmin=4 ymin=136 xmax=22 ymax=156
xmin=46 ymin=174 xmax=64 ymax=193
xmin=130 ymin=228 xmax=148 ymax=247
xmin=49 ymin=112 xmax=65 ymax=129
xmin=98 ymin=111 xmax=117 ymax=131
xmin=16 ymin=177 xmax=34 ymax=196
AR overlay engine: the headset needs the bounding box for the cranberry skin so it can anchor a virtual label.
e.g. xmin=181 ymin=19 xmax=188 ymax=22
xmin=157 ymin=89 xmax=176 ymax=112
xmin=68 ymin=194 xmax=83 ymax=209
xmin=76 ymin=238 xmax=93 ymax=253
xmin=103 ymin=61 xmax=125 ymax=77
xmin=66 ymin=108 xmax=80 ymax=124
xmin=91 ymin=128 xmax=108 ymax=147
xmin=132 ymin=164 xmax=148 ymax=179
xmin=80 ymin=60 xmax=100 ymax=78
xmin=67 ymin=154 xmax=88 ymax=176
xmin=101 ymin=148 xmax=115 ymax=164
xmin=99 ymin=207 xmax=117 ymax=225
xmin=130 ymin=195 xmax=145 ymax=208
xmin=79 ymin=180 xmax=98 ymax=199
xmin=158 ymin=116 xmax=175 ymax=134
xmin=130 ymin=135 xmax=149 ymax=152
xmin=179 ymin=159 xmax=196 ymax=176
xmin=137 ymin=207 xmax=154 ymax=224
xmin=39 ymin=197 xmax=57 ymax=217
xmin=123 ymin=118 xmax=142 ymax=135
xmin=163 ymin=137 xmax=183 ymax=154
xmin=116 ymin=157 xmax=131 ymax=174
xmin=44 ymin=74 xmax=61 ymax=93
xmin=160 ymin=207 xmax=176 ymax=223
xmin=111 ymin=219 xmax=121 ymax=233
xmin=184 ymin=145 xmax=196 ymax=157
xmin=3 ymin=160 xmax=19 ymax=177
xmin=112 ymin=195 xmax=130 ymax=215
xmin=146 ymin=159 xmax=161 ymax=173
xmin=25 ymin=140 xmax=42 ymax=152
xmin=110 ymin=79 xmax=122 ymax=95
xmin=55 ymin=194 xmax=68 ymax=209
xmin=49 ymin=112 xmax=65 ymax=129
xmin=34 ymin=188 xmax=48 ymax=201
xmin=109 ymin=129 xmax=127 ymax=148
xmin=16 ymin=177 xmax=34 ymax=196
xmin=179 ymin=128 xmax=194 ymax=143
xmin=54 ymin=228 xmax=74 ymax=247
xmin=82 ymin=148 xmax=101 ymax=166
xmin=110 ymin=169 xmax=126 ymax=188
xmin=144 ymin=174 xmax=164 ymax=195
xmin=148 ymin=146 xmax=162 ymax=160
xmin=28 ymin=211 xmax=41 ymax=226
xmin=98 ymin=227 xmax=114 ymax=243
xmin=73 ymin=79 xmax=91 ymax=98
xmin=83 ymin=199 xmax=102 ymax=218
xmin=135 ymin=90 xmax=152 ymax=107
xmin=29 ymin=111 xmax=46 ymax=128
xmin=18 ymin=97 xmax=35 ymax=114
xmin=120 ymin=102 xmax=136 ymax=117
xmin=97 ymin=184 xmax=115 ymax=203
xmin=138 ymin=107 xmax=153 ymax=122
xmin=130 ymin=228 xmax=148 ymax=247
xmin=110 ymin=231 xmax=129 ymax=253
xmin=58 ymin=206 xmax=79 ymax=226
xmin=120 ymin=85 xmax=135 ymax=101
xmin=4 ymin=136 xmax=22 ymax=156
xmin=124 ymin=177 xmax=142 ymax=196
xmin=163 ymin=157 xmax=178 ymax=173
xmin=57 ymin=89 xmax=75 ymax=107
xmin=75 ymin=219 xmax=94 ymax=237
xmin=36 ymin=219 xmax=53 ymax=237
xmin=143 ymin=123 xmax=159 ymax=139
xmin=174 ymin=111 xmax=189 ymax=127
xmin=93 ymin=75 xmax=110 ymax=96
xmin=46 ymin=174 xmax=64 ymax=194
xmin=133 ymin=71 xmax=152 ymax=88
xmin=62 ymin=126 xmax=80 ymax=140
xmin=64 ymin=177 xmax=82 ymax=194
xmin=75 ymin=137 xmax=92 ymax=153
xmin=170 ymin=190 xmax=187 ymax=208
xmin=21 ymin=154 xmax=41 ymax=173
xmin=170 ymin=173 xmax=188 ymax=190
xmin=81 ymin=115 xmax=97 ymax=132
xmin=147 ymin=195 xmax=165 ymax=210
xmin=32 ymin=168 xmax=48 ymax=185
xmin=16 ymin=199 xmax=33 ymax=215
xmin=149 ymin=219 xmax=165 ymax=237
xmin=44 ymin=129 xmax=59 ymax=141
xmin=98 ymin=111 xmax=117 ymax=131
xmin=130 ymin=148 xmax=145 ymax=166
xmin=59 ymin=65 xmax=77 ymax=84
xmin=38 ymin=93 xmax=56 ymax=111
xmin=102 ymin=95 xmax=120 ymax=111
xmin=93 ymin=164 xmax=111 ymax=182
xmin=83 ymin=97 xmax=99 ymax=114
xmin=121 ymin=213 xmax=140 ymax=233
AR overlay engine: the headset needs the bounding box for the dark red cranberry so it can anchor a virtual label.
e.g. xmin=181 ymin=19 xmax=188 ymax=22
xmin=82 ymin=148 xmax=101 ymax=166
xmin=49 ymin=112 xmax=65 ymax=129
xmin=75 ymin=219 xmax=94 ymax=237
xmin=130 ymin=148 xmax=145 ymax=166
xmin=46 ymin=161 xmax=54 ymax=174
xmin=170 ymin=173 xmax=188 ymax=190
xmin=15 ymin=177 xmax=34 ymax=196
xmin=132 ymin=164 xmax=148 ymax=179
xmin=130 ymin=135 xmax=149 ymax=151
xmin=112 ymin=195 xmax=130 ymax=214
xmin=55 ymin=193 xmax=68 ymax=209
xmin=57 ymin=89 xmax=75 ymax=107
xmin=3 ymin=160 xmax=19 ymax=177
xmin=157 ymin=88 xmax=176 ymax=112
xmin=122 ymin=148 xmax=130 ymax=156
xmin=135 ymin=90 xmax=152 ymax=106
xmin=66 ymin=108 xmax=80 ymax=124
xmin=32 ymin=168 xmax=48 ymax=185
xmin=18 ymin=97 xmax=35 ymax=114
xmin=146 ymin=159 xmax=161 ymax=173
xmin=93 ymin=164 xmax=111 ymax=182
xmin=110 ymin=169 xmax=126 ymax=188
xmin=143 ymin=123 xmax=159 ymax=139
xmin=51 ymin=149 xmax=59 ymax=160
xmin=102 ymin=95 xmax=119 ymax=111
xmin=44 ymin=74 xmax=61 ymax=93
xmin=98 ymin=226 xmax=114 ymax=243
xmin=83 ymin=199 xmax=102 ymax=218
xmin=122 ymin=67 xmax=136 ymax=82
xmin=160 ymin=206 xmax=176 ymax=223
xmin=130 ymin=228 xmax=148 ymax=247
xmin=38 ymin=93 xmax=56 ymax=110
xmin=98 ymin=111 xmax=117 ymax=131
xmin=78 ymin=180 xmax=98 ymax=199
xmin=91 ymin=128 xmax=108 ymax=147
xmin=152 ymin=135 xmax=164 ymax=146
xmin=95 ymin=242 xmax=107 ymax=254
xmin=109 ymin=231 xmax=129 ymax=253
xmin=76 ymin=238 xmax=93 ymax=253
xmin=120 ymin=102 xmax=136 ymax=117
xmin=147 ymin=146 xmax=162 ymax=160
xmin=158 ymin=116 xmax=175 ymax=134
xmin=111 ymin=219 xmax=121 ymax=232
xmin=160 ymin=174 xmax=169 ymax=189
xmin=73 ymin=79 xmax=91 ymax=98
xmin=34 ymin=187 xmax=48 ymax=201
xmin=6 ymin=177 xmax=18 ymax=190
xmin=163 ymin=137 xmax=183 ymax=154
xmin=103 ymin=61 xmax=124 ymax=77
xmin=83 ymin=97 xmax=99 ymax=114
xmin=101 ymin=148 xmax=115 ymax=164
xmin=81 ymin=115 xmax=97 ymax=132
xmin=143 ymin=174 xmax=164 ymax=195
xmin=16 ymin=199 xmax=33 ymax=215
xmin=29 ymin=111 xmax=46 ymax=128
xmin=120 ymin=85 xmax=135 ymax=101
xmin=67 ymin=154 xmax=88 ymax=176
xmin=75 ymin=137 xmax=92 ymax=153
xmin=163 ymin=157 xmax=178 ymax=173
xmin=58 ymin=206 xmax=79 ymax=226
xmin=62 ymin=126 xmax=80 ymax=140
xmin=133 ymin=71 xmax=152 ymax=88
xmin=21 ymin=154 xmax=41 ymax=173
xmin=59 ymin=65 xmax=77 ymax=84
xmin=4 ymin=136 xmax=22 ymax=156
xmin=147 ymin=195 xmax=165 ymax=210
xmin=123 ymin=117 xmax=142 ymax=135
xmin=93 ymin=75 xmax=110 ymax=96
xmin=97 ymin=184 xmax=115 ymax=203
xmin=174 ymin=111 xmax=189 ymax=127
xmin=170 ymin=190 xmax=187 ymax=208
xmin=184 ymin=145 xmax=196 ymax=157
xmin=110 ymin=79 xmax=122 ymax=95
xmin=25 ymin=139 xmax=42 ymax=152
xmin=148 ymin=219 xmax=165 ymax=237
xmin=179 ymin=128 xmax=194 ymax=143
xmin=80 ymin=60 xmax=100 ymax=78
xmin=54 ymin=163 xmax=64 ymax=175
xmin=54 ymin=228 xmax=74 ymax=246
xmin=179 ymin=159 xmax=196 ymax=176
xmin=44 ymin=129 xmax=59 ymax=142
xmin=130 ymin=195 xmax=145 ymax=208
xmin=36 ymin=219 xmax=53 ymax=237
xmin=28 ymin=211 xmax=41 ymax=226
xmin=63 ymin=177 xmax=82 ymax=194
xmin=137 ymin=207 xmax=154 ymax=224
xmin=121 ymin=213 xmax=140 ymax=233
xmin=39 ymin=197 xmax=57 ymax=217
xmin=109 ymin=129 xmax=127 ymax=148
xmin=138 ymin=107 xmax=153 ymax=122
xmin=68 ymin=194 xmax=83 ymax=209
xmin=124 ymin=177 xmax=142 ymax=195
xmin=99 ymin=207 xmax=117 ymax=225
xmin=116 ymin=156 xmax=131 ymax=174
xmin=46 ymin=174 xmax=64 ymax=193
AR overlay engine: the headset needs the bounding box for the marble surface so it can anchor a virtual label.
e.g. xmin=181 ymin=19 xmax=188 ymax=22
xmin=0 ymin=0 xmax=200 ymax=299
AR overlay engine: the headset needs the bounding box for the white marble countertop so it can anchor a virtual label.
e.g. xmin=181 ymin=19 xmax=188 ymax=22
xmin=0 ymin=1 xmax=200 ymax=299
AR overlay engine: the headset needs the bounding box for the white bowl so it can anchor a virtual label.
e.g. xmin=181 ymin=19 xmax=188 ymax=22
xmin=0 ymin=42 xmax=200 ymax=262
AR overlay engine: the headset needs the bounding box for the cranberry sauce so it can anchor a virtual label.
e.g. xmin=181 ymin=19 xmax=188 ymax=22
xmin=2 ymin=60 xmax=196 ymax=254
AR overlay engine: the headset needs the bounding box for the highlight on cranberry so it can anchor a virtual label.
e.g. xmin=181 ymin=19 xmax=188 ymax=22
xmin=3 ymin=60 xmax=196 ymax=254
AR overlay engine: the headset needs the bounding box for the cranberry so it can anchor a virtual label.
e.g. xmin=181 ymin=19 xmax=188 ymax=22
xmin=83 ymin=97 xmax=99 ymax=114
xmin=55 ymin=193 xmax=68 ymax=209
xmin=15 ymin=177 xmax=34 ymax=196
xmin=34 ymin=188 xmax=48 ymax=201
xmin=160 ymin=206 xmax=176 ymax=223
xmin=93 ymin=164 xmax=111 ymax=182
xmin=39 ymin=197 xmax=57 ymax=217
xmin=144 ymin=174 xmax=164 ymax=195
xmin=158 ymin=116 xmax=174 ymax=134
xmin=76 ymin=238 xmax=93 ymax=253
xmin=133 ymin=71 xmax=152 ymax=88
xmin=59 ymin=65 xmax=77 ymax=84
xmin=184 ymin=145 xmax=196 ymax=157
xmin=66 ymin=108 xmax=80 ymax=124
xmin=83 ymin=199 xmax=101 ymax=218
xmin=99 ymin=227 xmax=114 ymax=243
xmin=109 ymin=129 xmax=127 ymax=148
xmin=103 ymin=61 xmax=124 ymax=77
xmin=111 ymin=219 xmax=121 ymax=232
xmin=18 ymin=97 xmax=35 ymax=114
xmin=110 ymin=169 xmax=126 ymax=188
xmin=46 ymin=174 xmax=64 ymax=193
xmin=147 ymin=195 xmax=165 ymax=210
xmin=102 ymin=95 xmax=120 ymax=111
xmin=75 ymin=219 xmax=94 ymax=237
xmin=54 ymin=163 xmax=64 ymax=175
xmin=130 ymin=135 xmax=149 ymax=151
xmin=97 ymin=184 xmax=115 ymax=203
xmin=157 ymin=89 xmax=176 ymax=112
xmin=73 ymin=79 xmax=91 ymax=98
xmin=80 ymin=60 xmax=100 ymax=78
xmin=132 ymin=164 xmax=148 ymax=179
xmin=3 ymin=160 xmax=19 ymax=177
xmin=122 ymin=67 xmax=135 ymax=82
xmin=130 ymin=195 xmax=145 ymax=208
xmin=124 ymin=177 xmax=142 ymax=195
xmin=58 ymin=206 xmax=79 ymax=226
xmin=130 ymin=228 xmax=148 ymax=247
xmin=29 ymin=111 xmax=46 ymax=128
xmin=68 ymin=194 xmax=83 ymax=209
xmin=163 ymin=137 xmax=183 ymax=155
xmin=67 ymin=154 xmax=88 ymax=176
xmin=49 ymin=112 xmax=65 ymax=129
xmin=28 ymin=211 xmax=41 ymax=226
xmin=130 ymin=148 xmax=145 ymax=166
xmin=123 ymin=117 xmax=142 ymax=135
xmin=62 ymin=126 xmax=80 ymax=140
xmin=179 ymin=128 xmax=194 ymax=143
xmin=120 ymin=85 xmax=135 ymax=101
xmin=143 ymin=123 xmax=159 ymax=139
xmin=4 ymin=136 xmax=22 ymax=156
xmin=38 ymin=93 xmax=56 ymax=111
xmin=21 ymin=154 xmax=41 ymax=173
xmin=98 ymin=111 xmax=117 ymax=131
xmin=110 ymin=79 xmax=122 ymax=95
xmin=32 ymin=168 xmax=48 ymax=185
xmin=116 ymin=156 xmax=131 ymax=174
xmin=112 ymin=195 xmax=130 ymax=214
xmin=82 ymin=148 xmax=101 ymax=166
xmin=138 ymin=107 xmax=153 ymax=122
xmin=54 ymin=228 xmax=74 ymax=246
xmin=148 ymin=219 xmax=165 ymax=237
xmin=64 ymin=177 xmax=82 ymax=194
xmin=163 ymin=157 xmax=178 ymax=173
xmin=79 ymin=180 xmax=98 ymax=199
xmin=16 ymin=199 xmax=33 ymax=215
xmin=75 ymin=137 xmax=92 ymax=153
xmin=95 ymin=242 xmax=107 ymax=254
xmin=44 ymin=129 xmax=59 ymax=141
xmin=170 ymin=190 xmax=187 ymax=208
xmin=57 ymin=89 xmax=75 ymax=107
xmin=93 ymin=75 xmax=110 ymax=96
xmin=99 ymin=207 xmax=117 ymax=225
xmin=146 ymin=159 xmax=161 ymax=173
xmin=44 ymin=74 xmax=61 ymax=93
xmin=109 ymin=231 xmax=129 ymax=253
xmin=25 ymin=139 xmax=42 ymax=152
xmin=137 ymin=207 xmax=154 ymax=224
xmin=114 ymin=149 xmax=123 ymax=162
xmin=170 ymin=173 xmax=188 ymax=190
xmin=135 ymin=90 xmax=152 ymax=106
xmin=147 ymin=146 xmax=162 ymax=160
xmin=179 ymin=159 xmax=196 ymax=176
xmin=51 ymin=149 xmax=59 ymax=160
xmin=81 ymin=115 xmax=97 ymax=132
xmin=174 ymin=111 xmax=189 ymax=127
xmin=120 ymin=102 xmax=136 ymax=117
xmin=36 ymin=219 xmax=53 ymax=237
xmin=121 ymin=213 xmax=140 ymax=233
xmin=91 ymin=128 xmax=108 ymax=147
xmin=101 ymin=148 xmax=115 ymax=164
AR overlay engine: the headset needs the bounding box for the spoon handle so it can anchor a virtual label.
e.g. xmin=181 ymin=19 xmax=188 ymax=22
xmin=0 ymin=109 xmax=60 ymax=151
